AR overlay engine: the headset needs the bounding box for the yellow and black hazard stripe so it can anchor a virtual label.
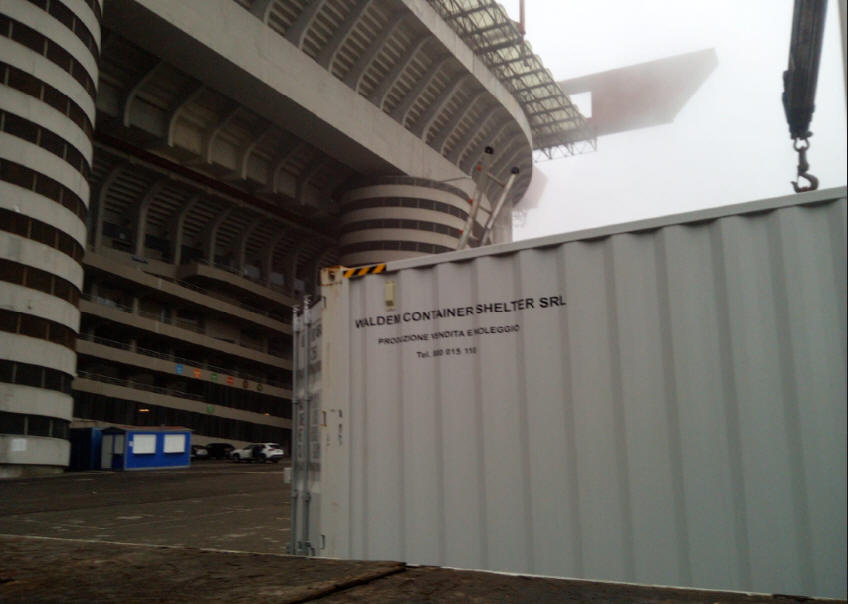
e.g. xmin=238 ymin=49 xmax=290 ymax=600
xmin=343 ymin=263 xmax=386 ymax=279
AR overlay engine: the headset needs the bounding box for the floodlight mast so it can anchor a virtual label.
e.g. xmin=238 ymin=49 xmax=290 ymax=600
xmin=518 ymin=0 xmax=525 ymax=35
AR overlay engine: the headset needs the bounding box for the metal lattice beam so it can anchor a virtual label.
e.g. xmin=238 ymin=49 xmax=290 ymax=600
xmin=425 ymin=0 xmax=595 ymax=159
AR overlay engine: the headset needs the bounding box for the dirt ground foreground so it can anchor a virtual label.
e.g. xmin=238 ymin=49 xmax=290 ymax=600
xmin=0 ymin=465 xmax=841 ymax=602
xmin=1 ymin=535 xmax=836 ymax=603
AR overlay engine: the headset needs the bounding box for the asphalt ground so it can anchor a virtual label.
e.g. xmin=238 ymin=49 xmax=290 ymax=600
xmin=0 ymin=460 xmax=291 ymax=552
xmin=0 ymin=462 xmax=839 ymax=603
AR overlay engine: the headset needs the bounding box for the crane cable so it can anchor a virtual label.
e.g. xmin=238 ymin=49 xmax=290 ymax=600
xmin=782 ymin=0 xmax=828 ymax=192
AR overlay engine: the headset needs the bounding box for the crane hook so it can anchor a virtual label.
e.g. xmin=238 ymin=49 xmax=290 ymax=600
xmin=791 ymin=138 xmax=818 ymax=193
xmin=792 ymin=171 xmax=819 ymax=193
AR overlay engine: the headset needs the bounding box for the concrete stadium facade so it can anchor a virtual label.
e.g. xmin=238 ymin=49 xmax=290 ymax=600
xmin=1 ymin=0 xmax=587 ymax=475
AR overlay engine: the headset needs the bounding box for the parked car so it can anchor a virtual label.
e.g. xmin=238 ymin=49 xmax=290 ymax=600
xmin=190 ymin=444 xmax=209 ymax=460
xmin=205 ymin=442 xmax=235 ymax=459
xmin=230 ymin=443 xmax=284 ymax=463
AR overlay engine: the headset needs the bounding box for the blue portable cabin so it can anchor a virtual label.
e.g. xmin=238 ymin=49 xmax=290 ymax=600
xmin=100 ymin=426 xmax=191 ymax=471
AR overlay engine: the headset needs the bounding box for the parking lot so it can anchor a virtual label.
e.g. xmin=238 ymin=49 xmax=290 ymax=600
xmin=0 ymin=463 xmax=828 ymax=602
xmin=0 ymin=460 xmax=291 ymax=553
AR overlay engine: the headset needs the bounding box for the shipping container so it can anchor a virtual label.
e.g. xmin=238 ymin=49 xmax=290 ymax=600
xmin=291 ymin=186 xmax=847 ymax=598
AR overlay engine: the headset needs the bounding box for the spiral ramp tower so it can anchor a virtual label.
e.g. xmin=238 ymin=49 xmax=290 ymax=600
xmin=1 ymin=0 xmax=101 ymax=475
xmin=0 ymin=0 xmax=591 ymax=474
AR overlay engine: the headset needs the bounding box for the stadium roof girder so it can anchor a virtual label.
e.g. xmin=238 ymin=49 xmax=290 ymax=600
xmin=426 ymin=0 xmax=595 ymax=156
xmin=488 ymin=52 xmax=535 ymax=69
xmin=475 ymin=38 xmax=522 ymax=56
xmin=445 ymin=5 xmax=491 ymax=21
xmin=464 ymin=20 xmax=512 ymax=37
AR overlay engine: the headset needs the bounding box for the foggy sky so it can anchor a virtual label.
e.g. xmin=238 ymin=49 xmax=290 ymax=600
xmin=501 ymin=0 xmax=847 ymax=240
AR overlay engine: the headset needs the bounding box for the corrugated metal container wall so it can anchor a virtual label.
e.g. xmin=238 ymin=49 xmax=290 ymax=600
xmin=316 ymin=188 xmax=847 ymax=599
xmin=290 ymin=297 xmax=324 ymax=556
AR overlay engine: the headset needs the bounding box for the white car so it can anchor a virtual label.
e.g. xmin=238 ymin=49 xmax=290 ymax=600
xmin=230 ymin=442 xmax=284 ymax=463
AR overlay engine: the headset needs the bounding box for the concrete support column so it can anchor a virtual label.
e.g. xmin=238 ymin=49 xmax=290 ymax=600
xmin=132 ymin=179 xmax=168 ymax=259
xmin=306 ymin=250 xmax=333 ymax=296
xmin=203 ymin=207 xmax=234 ymax=266
xmin=168 ymin=194 xmax=202 ymax=266
xmin=283 ymin=248 xmax=301 ymax=296
xmin=286 ymin=0 xmax=330 ymax=48
xmin=93 ymin=163 xmax=128 ymax=251
xmin=371 ymin=37 xmax=430 ymax=108
xmin=391 ymin=56 xmax=450 ymax=125
xmin=317 ymin=0 xmax=372 ymax=70
xmin=236 ymin=217 xmax=265 ymax=275
xmin=263 ymin=230 xmax=288 ymax=287
xmin=344 ymin=12 xmax=407 ymax=91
